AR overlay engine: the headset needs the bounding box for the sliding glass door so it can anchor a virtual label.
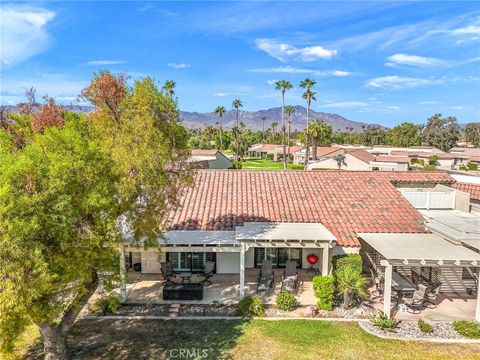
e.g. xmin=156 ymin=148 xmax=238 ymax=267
xmin=254 ymin=248 xmax=301 ymax=268
xmin=167 ymin=252 xmax=216 ymax=273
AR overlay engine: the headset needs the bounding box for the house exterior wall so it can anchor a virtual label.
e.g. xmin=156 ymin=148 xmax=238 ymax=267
xmin=217 ymin=252 xmax=240 ymax=274
xmin=308 ymin=154 xmax=370 ymax=171
xmin=208 ymin=154 xmax=233 ymax=169
xmin=140 ymin=250 xmax=166 ymax=274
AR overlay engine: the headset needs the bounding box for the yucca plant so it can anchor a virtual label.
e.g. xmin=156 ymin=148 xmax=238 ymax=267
xmin=336 ymin=267 xmax=368 ymax=308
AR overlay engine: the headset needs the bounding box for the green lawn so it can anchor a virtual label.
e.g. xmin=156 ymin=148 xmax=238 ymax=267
xmin=242 ymin=159 xmax=304 ymax=170
xmin=21 ymin=319 xmax=480 ymax=360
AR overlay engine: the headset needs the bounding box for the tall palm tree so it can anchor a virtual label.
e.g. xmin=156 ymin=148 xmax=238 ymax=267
xmin=215 ymin=106 xmax=226 ymax=151
xmin=285 ymin=106 xmax=295 ymax=161
xmin=271 ymin=122 xmax=278 ymax=143
xmin=261 ymin=116 xmax=267 ymax=144
xmin=275 ymin=80 xmax=293 ymax=170
xmin=162 ymin=80 xmax=176 ymax=97
xmin=232 ymin=99 xmax=243 ymax=160
xmin=309 ymin=119 xmax=331 ymax=160
xmin=300 ymin=78 xmax=317 ymax=166
xmin=334 ymin=154 xmax=347 ymax=170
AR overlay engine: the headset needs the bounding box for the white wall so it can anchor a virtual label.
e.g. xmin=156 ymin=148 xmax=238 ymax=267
xmin=217 ymin=252 xmax=240 ymax=274
xmin=301 ymin=248 xmax=322 ymax=271
xmin=141 ymin=250 xmax=165 ymax=274
xmin=245 ymin=248 xmax=255 ymax=268
xmin=308 ymin=154 xmax=370 ymax=171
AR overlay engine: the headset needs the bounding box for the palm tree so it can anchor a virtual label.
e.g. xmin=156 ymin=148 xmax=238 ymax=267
xmin=271 ymin=122 xmax=278 ymax=143
xmin=309 ymin=119 xmax=332 ymax=160
xmin=215 ymin=106 xmax=226 ymax=151
xmin=261 ymin=116 xmax=267 ymax=144
xmin=275 ymin=80 xmax=293 ymax=170
xmin=162 ymin=80 xmax=176 ymax=97
xmin=334 ymin=154 xmax=347 ymax=170
xmin=232 ymin=99 xmax=243 ymax=160
xmin=336 ymin=267 xmax=368 ymax=308
xmin=285 ymin=106 xmax=295 ymax=161
xmin=300 ymin=78 xmax=317 ymax=166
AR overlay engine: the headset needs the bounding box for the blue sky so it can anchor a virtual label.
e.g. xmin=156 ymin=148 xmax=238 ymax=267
xmin=1 ymin=1 xmax=479 ymax=127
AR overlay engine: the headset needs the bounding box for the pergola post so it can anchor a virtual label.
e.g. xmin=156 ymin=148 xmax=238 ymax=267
xmin=476 ymin=276 xmax=480 ymax=322
xmin=239 ymin=242 xmax=246 ymax=297
xmin=119 ymin=245 xmax=127 ymax=303
xmin=383 ymin=263 xmax=393 ymax=318
xmin=322 ymin=245 xmax=330 ymax=275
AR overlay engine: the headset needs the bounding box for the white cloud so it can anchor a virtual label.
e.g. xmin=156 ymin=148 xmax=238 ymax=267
xmin=452 ymin=25 xmax=480 ymax=35
xmin=332 ymin=70 xmax=350 ymax=77
xmin=449 ymin=105 xmax=464 ymax=110
xmin=418 ymin=100 xmax=442 ymax=105
xmin=388 ymin=105 xmax=400 ymax=110
xmin=254 ymin=38 xmax=337 ymax=62
xmin=168 ymin=63 xmax=191 ymax=69
xmin=86 ymin=60 xmax=124 ymax=65
xmin=386 ymin=53 xmax=447 ymax=67
xmin=0 ymin=5 xmax=55 ymax=65
xmin=365 ymin=75 xmax=439 ymax=90
xmin=213 ymin=92 xmax=228 ymax=97
xmin=322 ymin=101 xmax=370 ymax=108
xmin=266 ymin=79 xmax=278 ymax=85
xmin=247 ymin=66 xmax=350 ymax=77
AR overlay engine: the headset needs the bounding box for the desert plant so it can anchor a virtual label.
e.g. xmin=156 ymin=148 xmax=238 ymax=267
xmin=336 ymin=267 xmax=368 ymax=308
xmin=453 ymin=320 xmax=480 ymax=338
xmin=233 ymin=159 xmax=242 ymax=169
xmin=417 ymin=319 xmax=434 ymax=333
xmin=422 ymin=164 xmax=437 ymax=171
xmin=467 ymin=162 xmax=478 ymax=171
xmin=313 ymin=275 xmax=335 ymax=310
xmin=370 ymin=311 xmax=398 ymax=332
xmin=428 ymin=155 xmax=438 ymax=166
xmin=275 ymin=291 xmax=299 ymax=311
xmin=332 ymin=254 xmax=362 ymax=275
xmin=236 ymin=295 xmax=265 ymax=317
xmin=90 ymin=295 xmax=121 ymax=315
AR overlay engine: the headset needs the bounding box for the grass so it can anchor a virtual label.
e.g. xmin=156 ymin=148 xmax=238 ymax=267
xmin=21 ymin=319 xmax=480 ymax=360
xmin=242 ymin=159 xmax=304 ymax=170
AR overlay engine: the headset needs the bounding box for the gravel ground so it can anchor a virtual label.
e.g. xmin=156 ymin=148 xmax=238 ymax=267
xmin=362 ymin=320 xmax=466 ymax=340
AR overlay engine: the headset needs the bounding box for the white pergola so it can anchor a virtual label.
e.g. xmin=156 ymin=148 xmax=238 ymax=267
xmin=236 ymin=222 xmax=337 ymax=296
xmin=358 ymin=233 xmax=480 ymax=321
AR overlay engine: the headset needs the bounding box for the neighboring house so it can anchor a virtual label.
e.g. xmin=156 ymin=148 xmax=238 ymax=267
xmin=269 ymin=145 xmax=304 ymax=161
xmin=390 ymin=151 xmax=468 ymax=169
xmin=449 ymin=147 xmax=480 ymax=166
xmin=307 ymin=149 xmax=374 ymax=171
xmin=188 ymin=149 xmax=233 ymax=169
xmin=122 ymin=169 xmax=480 ymax=320
xmin=370 ymin=155 xmax=410 ymax=171
xmin=293 ymin=146 xmax=344 ymax=165
xmin=247 ymin=144 xmax=281 ymax=158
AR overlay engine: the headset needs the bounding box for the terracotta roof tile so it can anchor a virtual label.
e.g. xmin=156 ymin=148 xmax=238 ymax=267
xmin=164 ymin=170 xmax=454 ymax=246
xmin=191 ymin=149 xmax=218 ymax=156
xmin=454 ymin=183 xmax=480 ymax=201
xmin=347 ymin=149 xmax=376 ymax=163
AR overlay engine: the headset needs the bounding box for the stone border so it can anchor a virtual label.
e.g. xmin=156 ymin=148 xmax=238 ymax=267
xmin=358 ymin=321 xmax=480 ymax=344
xmin=81 ymin=315 xmax=357 ymax=322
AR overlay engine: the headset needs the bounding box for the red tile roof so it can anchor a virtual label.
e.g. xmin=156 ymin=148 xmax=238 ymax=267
xmin=163 ymin=170 xmax=454 ymax=247
xmin=347 ymin=149 xmax=376 ymax=163
xmin=454 ymin=183 xmax=480 ymax=201
xmin=374 ymin=155 xmax=410 ymax=164
xmin=315 ymin=147 xmax=343 ymax=157
xmin=191 ymin=149 xmax=217 ymax=156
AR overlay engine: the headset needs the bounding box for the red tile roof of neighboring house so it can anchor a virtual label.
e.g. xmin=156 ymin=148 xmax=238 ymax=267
xmin=374 ymin=156 xmax=410 ymax=164
xmin=253 ymin=144 xmax=281 ymax=152
xmin=163 ymin=170 xmax=454 ymax=247
xmin=347 ymin=149 xmax=376 ymax=163
xmin=390 ymin=151 xmax=465 ymax=159
xmin=453 ymin=183 xmax=480 ymax=201
xmin=191 ymin=149 xmax=217 ymax=156
xmin=315 ymin=147 xmax=343 ymax=157
xmin=470 ymin=156 xmax=480 ymax=163
xmin=289 ymin=145 xmax=304 ymax=154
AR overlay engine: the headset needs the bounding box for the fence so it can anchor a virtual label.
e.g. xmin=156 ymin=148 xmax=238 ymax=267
xmin=401 ymin=191 xmax=455 ymax=210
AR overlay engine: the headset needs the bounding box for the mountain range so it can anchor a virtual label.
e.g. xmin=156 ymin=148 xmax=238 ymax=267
xmin=1 ymin=104 xmax=382 ymax=132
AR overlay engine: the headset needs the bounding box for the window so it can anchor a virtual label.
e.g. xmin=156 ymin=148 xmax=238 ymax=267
xmin=254 ymin=248 xmax=301 ymax=268
xmin=463 ymin=267 xmax=479 ymax=280
xmin=167 ymin=252 xmax=216 ymax=273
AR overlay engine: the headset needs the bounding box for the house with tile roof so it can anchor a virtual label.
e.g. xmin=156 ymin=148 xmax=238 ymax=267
xmin=121 ymin=169 xmax=480 ymax=320
xmin=188 ymin=149 xmax=233 ymax=169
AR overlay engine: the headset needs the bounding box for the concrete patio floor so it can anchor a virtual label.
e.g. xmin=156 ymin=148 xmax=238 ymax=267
xmin=367 ymin=286 xmax=476 ymax=322
xmin=126 ymin=269 xmax=318 ymax=306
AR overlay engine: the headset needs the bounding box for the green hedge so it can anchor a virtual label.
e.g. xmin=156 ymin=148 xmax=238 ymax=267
xmin=313 ymin=275 xmax=334 ymax=310
xmin=236 ymin=295 xmax=265 ymax=317
xmin=453 ymin=321 xmax=480 ymax=338
xmin=332 ymin=254 xmax=362 ymax=275
xmin=467 ymin=162 xmax=478 ymax=171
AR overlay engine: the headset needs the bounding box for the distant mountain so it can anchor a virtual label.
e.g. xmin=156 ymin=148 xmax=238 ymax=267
xmin=1 ymin=104 xmax=383 ymax=132
xmin=180 ymin=106 xmax=385 ymax=132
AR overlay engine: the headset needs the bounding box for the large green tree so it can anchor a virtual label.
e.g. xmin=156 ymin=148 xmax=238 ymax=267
xmin=386 ymin=122 xmax=421 ymax=147
xmin=464 ymin=123 xmax=480 ymax=147
xmin=361 ymin=125 xmax=387 ymax=146
xmin=309 ymin=119 xmax=333 ymax=160
xmin=422 ymin=114 xmax=461 ymax=151
xmin=0 ymin=72 xmax=192 ymax=359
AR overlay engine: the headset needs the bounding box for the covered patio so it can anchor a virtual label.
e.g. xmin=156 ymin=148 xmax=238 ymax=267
xmin=358 ymin=233 xmax=480 ymax=321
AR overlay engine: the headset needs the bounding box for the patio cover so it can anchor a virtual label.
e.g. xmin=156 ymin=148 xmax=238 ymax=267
xmin=160 ymin=230 xmax=238 ymax=246
xmin=357 ymin=233 xmax=480 ymax=265
xmin=463 ymin=240 xmax=480 ymax=251
xmin=236 ymin=222 xmax=336 ymax=242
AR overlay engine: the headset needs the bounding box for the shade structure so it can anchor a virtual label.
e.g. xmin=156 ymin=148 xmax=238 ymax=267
xmin=357 ymin=233 xmax=479 ymax=265
xmin=161 ymin=230 xmax=238 ymax=246
xmin=235 ymin=222 xmax=337 ymax=243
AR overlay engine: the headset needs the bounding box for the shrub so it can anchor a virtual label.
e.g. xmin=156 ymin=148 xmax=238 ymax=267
xmin=336 ymin=267 xmax=368 ymax=308
xmin=266 ymin=153 xmax=274 ymax=160
xmin=467 ymin=162 xmax=478 ymax=171
xmin=418 ymin=319 xmax=434 ymax=333
xmin=235 ymin=295 xmax=265 ymax=317
xmin=275 ymin=291 xmax=299 ymax=311
xmin=428 ymin=155 xmax=438 ymax=166
xmin=233 ymin=160 xmax=242 ymax=169
xmin=422 ymin=164 xmax=437 ymax=171
xmin=313 ymin=275 xmax=334 ymax=310
xmin=459 ymin=164 xmax=468 ymax=171
xmin=370 ymin=311 xmax=398 ymax=332
xmin=453 ymin=320 xmax=480 ymax=339
xmin=90 ymin=295 xmax=121 ymax=315
xmin=332 ymin=254 xmax=362 ymax=275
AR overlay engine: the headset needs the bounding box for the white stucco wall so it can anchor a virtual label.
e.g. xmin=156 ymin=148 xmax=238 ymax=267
xmin=308 ymin=154 xmax=370 ymax=171
xmin=301 ymin=248 xmax=322 ymax=271
xmin=140 ymin=250 xmax=165 ymax=274
xmin=217 ymin=252 xmax=240 ymax=274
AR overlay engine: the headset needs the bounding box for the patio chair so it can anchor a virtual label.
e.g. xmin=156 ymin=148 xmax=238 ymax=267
xmin=257 ymin=260 xmax=275 ymax=295
xmin=161 ymin=261 xmax=177 ymax=283
xmin=282 ymin=260 xmax=299 ymax=293
xmin=466 ymin=268 xmax=478 ymax=296
xmin=411 ymin=270 xmax=421 ymax=285
xmin=200 ymin=261 xmax=215 ymax=286
xmin=402 ymin=284 xmax=428 ymax=314
xmin=370 ymin=268 xmax=381 ymax=295
xmin=425 ymin=282 xmax=442 ymax=308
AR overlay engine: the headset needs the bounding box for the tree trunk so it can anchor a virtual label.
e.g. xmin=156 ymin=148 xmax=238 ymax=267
xmin=304 ymin=100 xmax=310 ymax=167
xmin=219 ymin=116 xmax=223 ymax=152
xmin=287 ymin=118 xmax=291 ymax=163
xmin=38 ymin=323 xmax=69 ymax=360
xmin=343 ymin=291 xmax=353 ymax=309
xmin=235 ymin=110 xmax=239 ymax=160
xmin=281 ymin=92 xmax=287 ymax=170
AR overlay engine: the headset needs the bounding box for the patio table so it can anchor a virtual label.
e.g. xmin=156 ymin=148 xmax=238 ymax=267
xmin=179 ymin=272 xmax=192 ymax=283
xmin=392 ymin=272 xmax=416 ymax=293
